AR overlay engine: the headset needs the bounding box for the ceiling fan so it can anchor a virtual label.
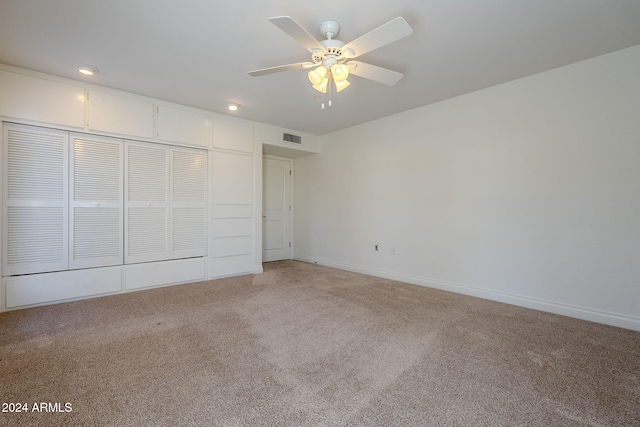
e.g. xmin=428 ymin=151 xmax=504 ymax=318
xmin=248 ymin=16 xmax=413 ymax=96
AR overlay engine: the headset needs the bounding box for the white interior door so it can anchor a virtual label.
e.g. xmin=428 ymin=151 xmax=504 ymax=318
xmin=262 ymin=157 xmax=291 ymax=262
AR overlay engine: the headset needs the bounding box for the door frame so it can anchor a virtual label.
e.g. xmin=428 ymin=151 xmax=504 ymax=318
xmin=262 ymin=154 xmax=294 ymax=261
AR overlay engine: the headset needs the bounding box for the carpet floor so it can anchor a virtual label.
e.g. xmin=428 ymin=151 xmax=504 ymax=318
xmin=1 ymin=260 xmax=639 ymax=426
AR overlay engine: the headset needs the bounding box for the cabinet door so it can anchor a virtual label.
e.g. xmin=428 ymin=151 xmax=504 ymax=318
xmin=125 ymin=141 xmax=170 ymax=264
xmin=212 ymin=116 xmax=254 ymax=153
xmin=157 ymin=105 xmax=210 ymax=148
xmin=2 ymin=123 xmax=69 ymax=275
xmin=171 ymin=147 xmax=207 ymax=258
xmin=87 ymin=90 xmax=154 ymax=139
xmin=0 ymin=69 xmax=85 ymax=129
xmin=69 ymin=133 xmax=123 ymax=269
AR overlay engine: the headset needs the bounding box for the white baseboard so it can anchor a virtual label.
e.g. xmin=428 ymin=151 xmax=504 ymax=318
xmin=295 ymin=255 xmax=640 ymax=332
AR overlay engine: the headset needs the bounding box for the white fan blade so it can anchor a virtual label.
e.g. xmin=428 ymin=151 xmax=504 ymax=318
xmin=248 ymin=62 xmax=315 ymax=77
xmin=348 ymin=61 xmax=404 ymax=86
xmin=269 ymin=16 xmax=324 ymax=52
xmin=342 ymin=17 xmax=413 ymax=59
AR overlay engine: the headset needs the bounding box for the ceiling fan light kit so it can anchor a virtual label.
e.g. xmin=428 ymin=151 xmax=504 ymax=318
xmin=334 ymin=79 xmax=350 ymax=93
xmin=248 ymin=15 xmax=413 ymax=104
xmin=308 ymin=66 xmax=327 ymax=86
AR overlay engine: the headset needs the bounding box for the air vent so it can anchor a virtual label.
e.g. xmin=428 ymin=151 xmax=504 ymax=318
xmin=283 ymin=133 xmax=302 ymax=144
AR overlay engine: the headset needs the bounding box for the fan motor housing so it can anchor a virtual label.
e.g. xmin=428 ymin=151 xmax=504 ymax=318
xmin=319 ymin=20 xmax=340 ymax=39
xmin=325 ymin=46 xmax=342 ymax=56
xmin=313 ymin=39 xmax=345 ymax=64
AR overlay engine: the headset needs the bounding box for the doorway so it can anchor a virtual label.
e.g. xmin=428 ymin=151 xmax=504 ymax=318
xmin=262 ymin=156 xmax=292 ymax=262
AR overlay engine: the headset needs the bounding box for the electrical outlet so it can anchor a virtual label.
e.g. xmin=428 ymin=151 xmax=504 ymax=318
xmin=374 ymin=244 xmax=379 ymax=252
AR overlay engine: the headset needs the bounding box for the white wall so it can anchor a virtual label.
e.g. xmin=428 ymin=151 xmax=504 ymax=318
xmin=294 ymin=45 xmax=640 ymax=331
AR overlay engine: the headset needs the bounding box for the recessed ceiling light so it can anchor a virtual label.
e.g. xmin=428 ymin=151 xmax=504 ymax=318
xmin=75 ymin=64 xmax=99 ymax=76
xmin=227 ymin=103 xmax=239 ymax=112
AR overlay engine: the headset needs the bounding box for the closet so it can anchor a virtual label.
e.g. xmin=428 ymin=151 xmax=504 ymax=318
xmin=2 ymin=122 xmax=206 ymax=278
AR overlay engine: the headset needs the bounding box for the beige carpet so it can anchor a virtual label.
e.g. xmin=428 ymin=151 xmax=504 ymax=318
xmin=1 ymin=260 xmax=638 ymax=426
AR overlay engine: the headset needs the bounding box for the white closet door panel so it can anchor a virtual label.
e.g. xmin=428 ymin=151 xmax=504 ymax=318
xmin=127 ymin=207 xmax=168 ymax=261
xmin=209 ymin=236 xmax=253 ymax=258
xmin=125 ymin=141 xmax=170 ymax=264
xmin=72 ymin=135 xmax=122 ymax=201
xmin=209 ymin=254 xmax=253 ymax=278
xmin=72 ymin=207 xmax=121 ymax=260
xmin=3 ymin=124 xmax=68 ymax=275
xmin=6 ymin=206 xmax=66 ymax=270
xmin=210 ymin=151 xmax=253 ymax=205
xmin=127 ymin=143 xmax=168 ymax=203
xmin=171 ymin=147 xmax=206 ymax=258
xmin=6 ymin=126 xmax=66 ymax=200
xmin=69 ymin=133 xmax=123 ymax=269
xmin=210 ymin=218 xmax=252 ymax=238
xmin=172 ymin=149 xmax=206 ymax=203
xmin=172 ymin=208 xmax=205 ymax=255
xmin=210 ymin=204 xmax=253 ymax=218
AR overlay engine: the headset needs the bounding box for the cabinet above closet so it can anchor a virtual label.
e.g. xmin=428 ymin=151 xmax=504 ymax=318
xmin=86 ymin=91 xmax=211 ymax=148
xmin=0 ymin=69 xmax=85 ymax=129
xmin=0 ymin=67 xmax=212 ymax=149
xmin=157 ymin=104 xmax=210 ymax=148
xmin=86 ymin=90 xmax=155 ymax=139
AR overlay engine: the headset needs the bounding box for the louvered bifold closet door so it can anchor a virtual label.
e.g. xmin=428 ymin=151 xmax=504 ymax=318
xmin=171 ymin=147 xmax=207 ymax=259
xmin=2 ymin=123 xmax=69 ymax=275
xmin=69 ymin=133 xmax=123 ymax=270
xmin=125 ymin=141 xmax=170 ymax=264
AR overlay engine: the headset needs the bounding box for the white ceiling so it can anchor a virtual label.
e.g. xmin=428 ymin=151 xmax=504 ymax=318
xmin=1 ymin=1 xmax=640 ymax=136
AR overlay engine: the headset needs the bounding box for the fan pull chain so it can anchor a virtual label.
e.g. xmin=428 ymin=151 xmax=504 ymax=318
xmin=321 ymin=79 xmax=334 ymax=109
xmin=329 ymin=79 xmax=333 ymax=107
